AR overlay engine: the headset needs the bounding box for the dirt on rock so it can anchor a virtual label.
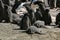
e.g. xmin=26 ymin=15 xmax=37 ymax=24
xmin=0 ymin=23 xmax=60 ymax=40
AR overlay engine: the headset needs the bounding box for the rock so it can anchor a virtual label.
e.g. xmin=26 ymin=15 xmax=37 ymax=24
xmin=34 ymin=20 xmax=45 ymax=28
xmin=26 ymin=26 xmax=41 ymax=34
xmin=26 ymin=26 xmax=46 ymax=34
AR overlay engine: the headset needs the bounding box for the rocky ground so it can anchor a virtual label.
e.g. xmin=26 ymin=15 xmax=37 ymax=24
xmin=0 ymin=8 xmax=60 ymax=40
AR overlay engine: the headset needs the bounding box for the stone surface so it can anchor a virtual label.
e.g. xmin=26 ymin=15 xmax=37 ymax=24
xmin=0 ymin=23 xmax=60 ymax=40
